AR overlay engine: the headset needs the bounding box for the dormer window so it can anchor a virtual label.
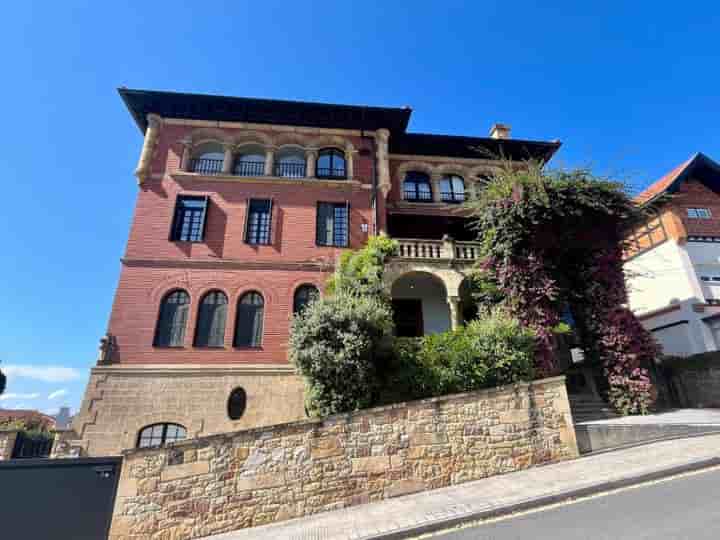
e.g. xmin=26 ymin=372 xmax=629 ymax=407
xmin=440 ymin=175 xmax=465 ymax=203
xmin=316 ymin=148 xmax=347 ymax=179
xmin=234 ymin=145 xmax=266 ymax=177
xmin=190 ymin=142 xmax=225 ymax=175
xmin=403 ymin=171 xmax=433 ymax=202
xmin=687 ymin=208 xmax=712 ymax=219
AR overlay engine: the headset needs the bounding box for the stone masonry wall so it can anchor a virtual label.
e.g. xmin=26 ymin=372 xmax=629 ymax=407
xmin=109 ymin=376 xmax=578 ymax=540
xmin=73 ymin=365 xmax=306 ymax=457
xmin=671 ymin=364 xmax=720 ymax=408
xmin=0 ymin=430 xmax=18 ymax=460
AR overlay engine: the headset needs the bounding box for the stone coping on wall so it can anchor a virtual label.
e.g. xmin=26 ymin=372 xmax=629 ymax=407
xmin=121 ymin=375 xmax=568 ymax=458
xmin=92 ymin=363 xmax=297 ymax=377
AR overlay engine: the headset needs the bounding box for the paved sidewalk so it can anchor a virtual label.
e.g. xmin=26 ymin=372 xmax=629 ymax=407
xmin=205 ymin=434 xmax=720 ymax=540
xmin=577 ymin=408 xmax=720 ymax=425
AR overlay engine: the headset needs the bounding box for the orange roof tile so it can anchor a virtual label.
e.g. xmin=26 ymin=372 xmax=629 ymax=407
xmin=634 ymin=154 xmax=698 ymax=205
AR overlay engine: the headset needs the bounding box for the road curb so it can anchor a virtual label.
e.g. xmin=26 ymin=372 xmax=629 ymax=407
xmin=361 ymin=456 xmax=720 ymax=540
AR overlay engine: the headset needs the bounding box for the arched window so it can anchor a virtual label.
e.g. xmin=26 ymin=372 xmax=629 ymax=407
xmin=194 ymin=290 xmax=228 ymax=347
xmin=234 ymin=145 xmax=266 ymax=177
xmin=293 ymin=284 xmax=319 ymax=314
xmin=190 ymin=142 xmax=225 ymax=175
xmin=227 ymin=387 xmax=247 ymax=420
xmin=154 ymin=290 xmax=190 ymax=347
xmin=403 ymin=171 xmax=433 ymax=202
xmin=274 ymin=147 xmax=306 ymax=178
xmin=137 ymin=423 xmax=187 ymax=448
xmin=440 ymin=175 xmax=465 ymax=203
xmin=234 ymin=292 xmax=264 ymax=347
xmin=316 ymin=148 xmax=346 ymax=179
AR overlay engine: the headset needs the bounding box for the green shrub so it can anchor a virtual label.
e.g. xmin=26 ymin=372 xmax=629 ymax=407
xmin=380 ymin=310 xmax=536 ymax=402
xmin=326 ymin=234 xmax=398 ymax=297
xmin=289 ymin=293 xmax=394 ymax=416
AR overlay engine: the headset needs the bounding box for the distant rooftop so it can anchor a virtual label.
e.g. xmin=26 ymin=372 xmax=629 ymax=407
xmin=119 ymin=88 xmax=560 ymax=162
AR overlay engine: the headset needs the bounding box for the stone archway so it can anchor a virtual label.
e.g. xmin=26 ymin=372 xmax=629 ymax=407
xmin=390 ymin=271 xmax=451 ymax=336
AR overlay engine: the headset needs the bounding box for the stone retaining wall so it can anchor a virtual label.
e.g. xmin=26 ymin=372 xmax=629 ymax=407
xmin=109 ymin=376 xmax=578 ymax=540
xmin=671 ymin=364 xmax=720 ymax=408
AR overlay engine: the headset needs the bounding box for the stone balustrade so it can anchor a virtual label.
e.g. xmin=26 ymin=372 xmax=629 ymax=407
xmin=394 ymin=237 xmax=481 ymax=261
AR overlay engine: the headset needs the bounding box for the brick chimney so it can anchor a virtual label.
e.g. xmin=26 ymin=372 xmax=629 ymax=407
xmin=489 ymin=123 xmax=511 ymax=139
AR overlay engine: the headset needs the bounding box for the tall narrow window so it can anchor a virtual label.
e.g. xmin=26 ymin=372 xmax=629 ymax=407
xmin=137 ymin=423 xmax=187 ymax=448
xmin=245 ymin=199 xmax=272 ymax=245
xmin=439 ymin=175 xmax=465 ymax=203
xmin=170 ymin=195 xmax=209 ymax=242
xmin=234 ymin=292 xmax=264 ymax=347
xmin=293 ymin=284 xmax=319 ymax=314
xmin=316 ymin=202 xmax=349 ymax=247
xmin=154 ymin=290 xmax=190 ymax=347
xmin=403 ymin=172 xmax=433 ymax=202
xmin=316 ymin=148 xmax=347 ymax=179
xmin=194 ymin=290 xmax=228 ymax=347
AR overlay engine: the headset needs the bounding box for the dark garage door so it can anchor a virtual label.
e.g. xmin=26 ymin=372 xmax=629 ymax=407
xmin=0 ymin=456 xmax=122 ymax=540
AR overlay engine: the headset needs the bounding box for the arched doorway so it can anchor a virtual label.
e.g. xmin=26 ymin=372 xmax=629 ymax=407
xmin=391 ymin=272 xmax=451 ymax=337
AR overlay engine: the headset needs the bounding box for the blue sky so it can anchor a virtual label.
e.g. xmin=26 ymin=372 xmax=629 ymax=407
xmin=0 ymin=2 xmax=718 ymax=415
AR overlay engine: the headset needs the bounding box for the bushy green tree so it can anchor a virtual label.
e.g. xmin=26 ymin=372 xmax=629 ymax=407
xmin=381 ymin=309 xmax=535 ymax=403
xmin=325 ymin=234 xmax=398 ymax=297
xmin=289 ymin=293 xmax=393 ymax=416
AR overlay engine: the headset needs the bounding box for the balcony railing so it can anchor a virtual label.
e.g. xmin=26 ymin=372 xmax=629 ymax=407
xmin=190 ymin=158 xmax=224 ymax=175
xmin=274 ymin=162 xmax=306 ymax=178
xmin=316 ymin=167 xmax=347 ymax=180
xmin=393 ymin=238 xmax=481 ymax=261
xmin=234 ymin=160 xmax=265 ymax=177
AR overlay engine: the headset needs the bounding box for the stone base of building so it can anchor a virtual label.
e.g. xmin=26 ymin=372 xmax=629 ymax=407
xmin=72 ymin=364 xmax=306 ymax=457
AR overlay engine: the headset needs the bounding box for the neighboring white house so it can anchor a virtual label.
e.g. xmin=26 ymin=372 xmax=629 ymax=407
xmin=625 ymin=153 xmax=720 ymax=357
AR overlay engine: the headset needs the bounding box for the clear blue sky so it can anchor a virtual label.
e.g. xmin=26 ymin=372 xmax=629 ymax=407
xmin=0 ymin=2 xmax=718 ymax=415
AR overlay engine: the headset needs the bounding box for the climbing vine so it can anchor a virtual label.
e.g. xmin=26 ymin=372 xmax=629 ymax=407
xmin=467 ymin=161 xmax=659 ymax=414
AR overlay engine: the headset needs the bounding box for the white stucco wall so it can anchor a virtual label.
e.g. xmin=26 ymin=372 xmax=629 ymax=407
xmin=625 ymin=240 xmax=699 ymax=313
xmin=392 ymin=272 xmax=451 ymax=335
xmin=685 ymin=241 xmax=720 ymax=300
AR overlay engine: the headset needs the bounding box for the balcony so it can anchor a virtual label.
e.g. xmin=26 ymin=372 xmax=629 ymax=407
xmin=393 ymin=237 xmax=481 ymax=261
xmin=316 ymin=167 xmax=347 ymax=180
xmin=233 ymin=160 xmax=266 ymax=177
xmin=274 ymin=162 xmax=306 ymax=178
xmin=189 ymin=158 xmax=224 ymax=175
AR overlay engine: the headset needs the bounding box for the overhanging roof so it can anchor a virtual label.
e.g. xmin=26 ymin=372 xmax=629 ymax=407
xmin=635 ymin=153 xmax=720 ymax=205
xmin=119 ymin=88 xmax=412 ymax=136
xmin=389 ymin=132 xmax=561 ymax=162
xmin=119 ymin=88 xmax=561 ymax=162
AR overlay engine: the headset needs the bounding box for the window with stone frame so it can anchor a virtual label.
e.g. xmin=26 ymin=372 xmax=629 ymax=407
xmin=137 ymin=423 xmax=187 ymax=448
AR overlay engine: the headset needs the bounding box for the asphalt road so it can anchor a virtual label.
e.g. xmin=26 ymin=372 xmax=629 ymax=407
xmin=432 ymin=467 xmax=720 ymax=540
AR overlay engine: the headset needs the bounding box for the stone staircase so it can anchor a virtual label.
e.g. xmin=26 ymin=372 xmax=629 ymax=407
xmin=569 ymin=394 xmax=620 ymax=423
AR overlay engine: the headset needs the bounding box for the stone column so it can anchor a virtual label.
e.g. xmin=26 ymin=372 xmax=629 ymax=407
xmin=374 ymin=129 xmax=391 ymax=194
xmin=265 ymin=149 xmax=275 ymax=176
xmin=441 ymin=234 xmax=455 ymax=259
xmin=306 ymin=150 xmax=317 ymax=178
xmin=0 ymin=430 xmax=19 ymax=460
xmin=179 ymin=139 xmax=193 ymax=171
xmin=222 ymin=144 xmax=235 ymax=174
xmin=447 ymin=296 xmax=462 ymax=330
xmin=431 ymin=174 xmax=443 ymax=202
xmin=134 ymin=113 xmax=162 ymax=185
xmin=345 ymin=147 xmax=354 ymax=180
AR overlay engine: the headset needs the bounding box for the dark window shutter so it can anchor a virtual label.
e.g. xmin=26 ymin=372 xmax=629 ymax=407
xmin=198 ymin=195 xmax=209 ymax=241
xmin=243 ymin=198 xmax=251 ymax=243
xmin=194 ymin=291 xmax=227 ymax=347
xmin=155 ymin=290 xmax=189 ymax=347
xmin=343 ymin=201 xmax=350 ymax=247
xmin=234 ymin=292 xmax=264 ymax=347
xmin=269 ymin=198 xmax=279 ymax=246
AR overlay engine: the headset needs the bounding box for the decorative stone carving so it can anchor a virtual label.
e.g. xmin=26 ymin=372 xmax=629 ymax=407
xmin=96 ymin=333 xmax=117 ymax=365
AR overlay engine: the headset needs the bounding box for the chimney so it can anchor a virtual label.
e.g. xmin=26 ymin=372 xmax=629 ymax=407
xmin=489 ymin=123 xmax=511 ymax=139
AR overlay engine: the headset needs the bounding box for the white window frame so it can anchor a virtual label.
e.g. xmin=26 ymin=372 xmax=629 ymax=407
xmin=687 ymin=207 xmax=712 ymax=219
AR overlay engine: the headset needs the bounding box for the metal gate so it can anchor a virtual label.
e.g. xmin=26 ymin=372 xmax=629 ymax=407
xmin=11 ymin=431 xmax=54 ymax=459
xmin=0 ymin=456 xmax=122 ymax=540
